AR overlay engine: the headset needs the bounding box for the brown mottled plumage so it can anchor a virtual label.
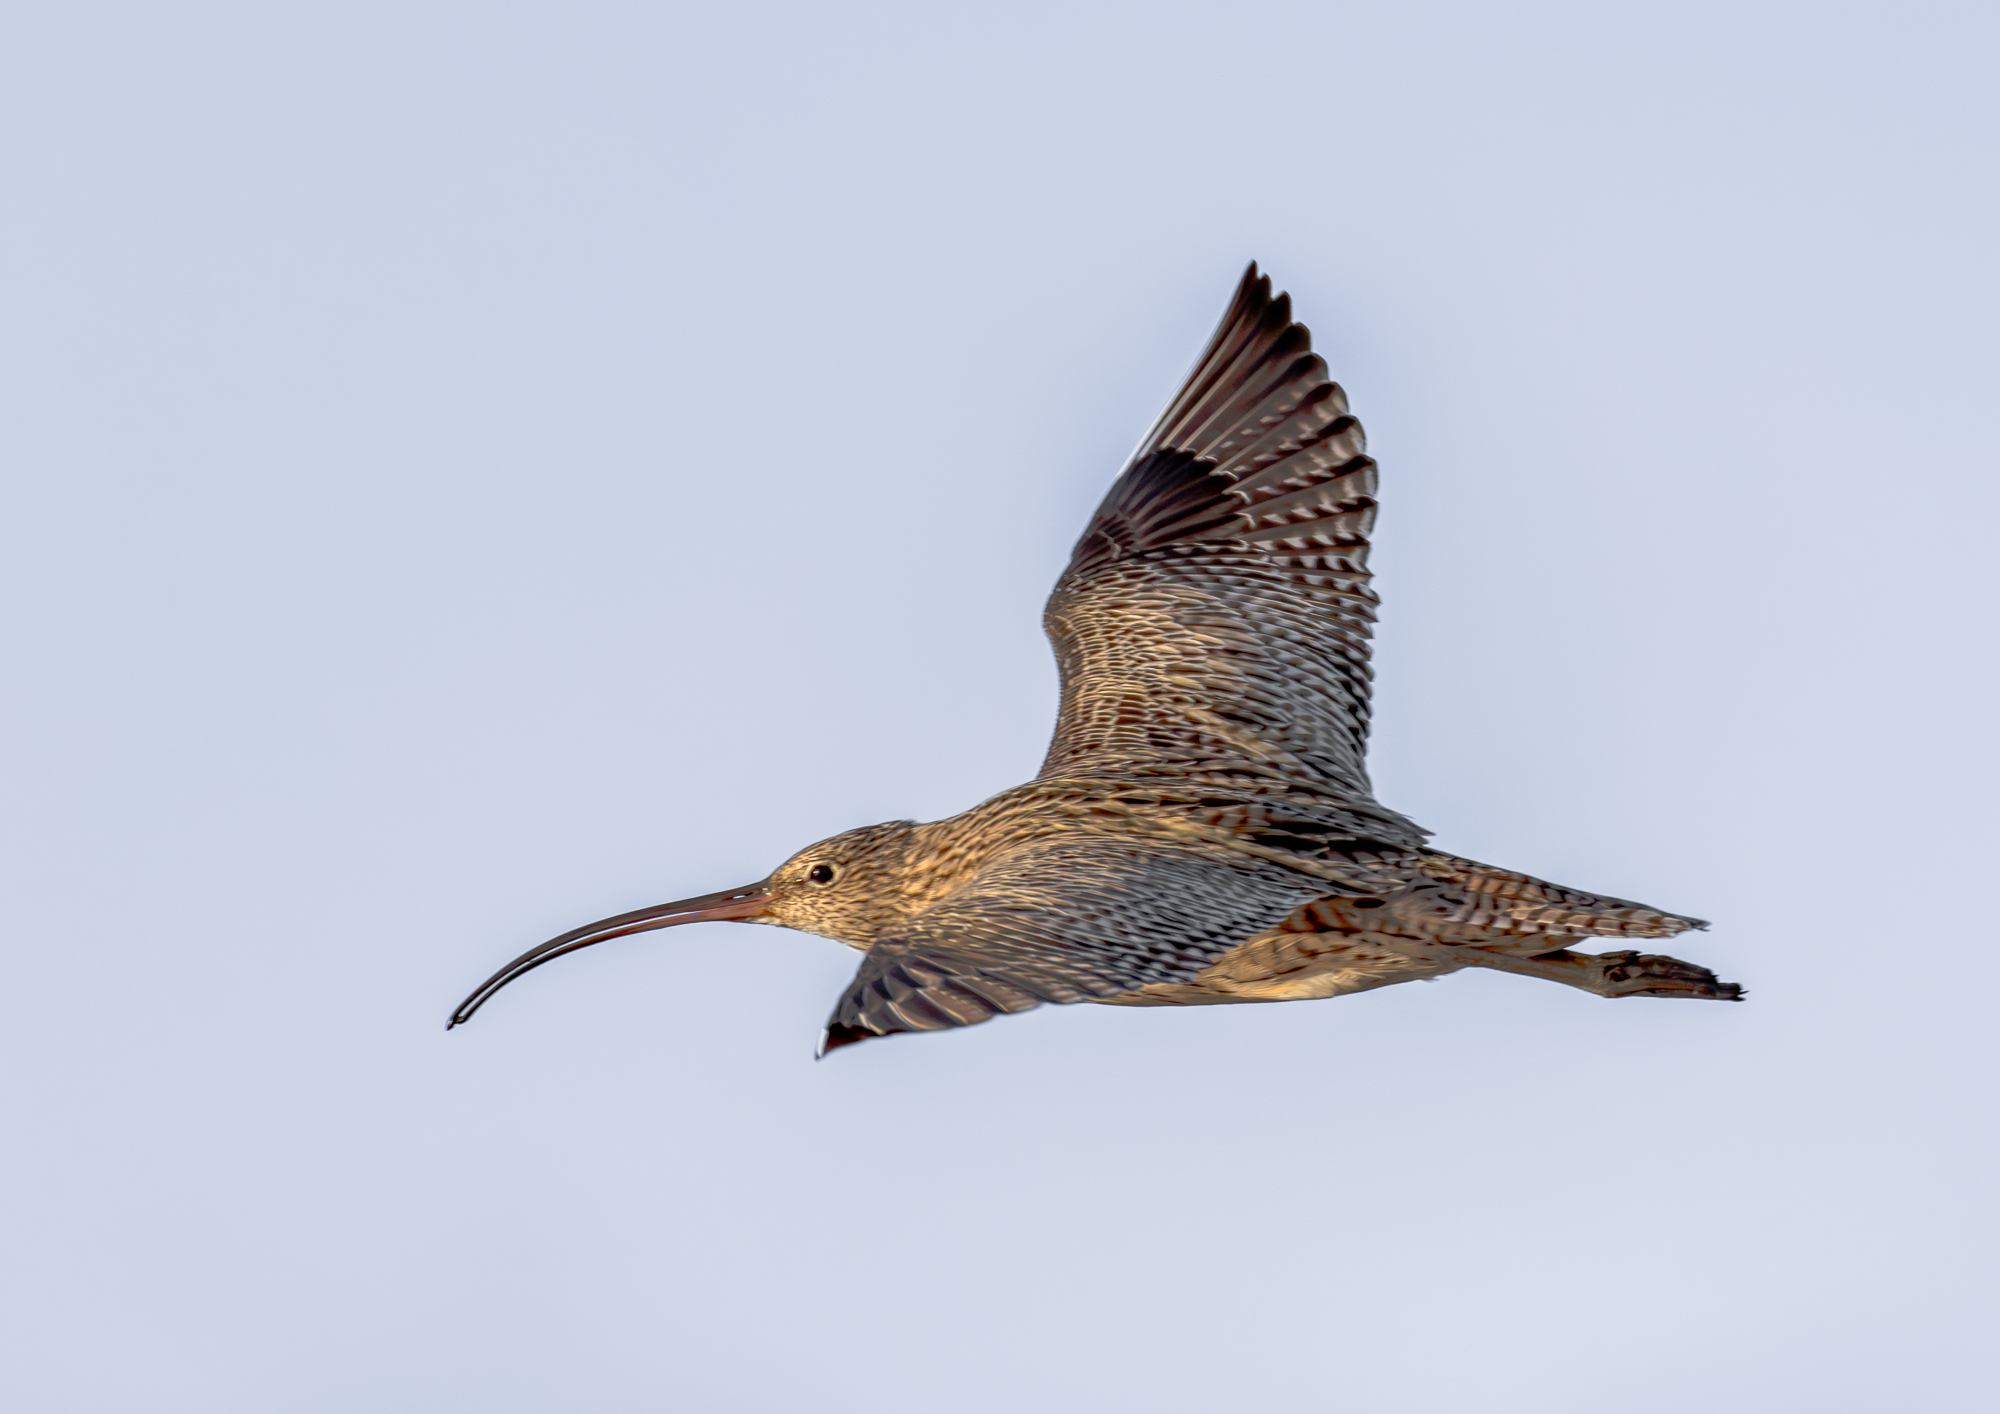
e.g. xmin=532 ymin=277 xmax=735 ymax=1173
xmin=448 ymin=265 xmax=1740 ymax=1053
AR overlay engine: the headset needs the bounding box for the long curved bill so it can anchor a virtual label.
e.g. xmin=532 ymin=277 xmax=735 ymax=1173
xmin=446 ymin=881 xmax=772 ymax=1029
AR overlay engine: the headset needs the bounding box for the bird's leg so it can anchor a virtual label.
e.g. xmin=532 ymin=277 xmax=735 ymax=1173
xmin=1451 ymin=945 xmax=1743 ymax=1001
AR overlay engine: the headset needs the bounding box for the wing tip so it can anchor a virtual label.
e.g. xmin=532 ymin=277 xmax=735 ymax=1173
xmin=1220 ymin=259 xmax=1281 ymax=335
xmin=815 ymin=1022 xmax=879 ymax=1059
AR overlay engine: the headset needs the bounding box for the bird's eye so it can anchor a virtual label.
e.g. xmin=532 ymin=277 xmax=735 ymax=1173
xmin=808 ymin=864 xmax=836 ymax=885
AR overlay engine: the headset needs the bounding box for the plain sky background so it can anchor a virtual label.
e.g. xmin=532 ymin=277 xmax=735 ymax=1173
xmin=3 ymin=2 xmax=1995 ymax=1410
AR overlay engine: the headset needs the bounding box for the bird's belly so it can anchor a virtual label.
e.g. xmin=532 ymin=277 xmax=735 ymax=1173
xmin=1098 ymin=925 xmax=1461 ymax=1006
xmin=1091 ymin=865 xmax=1652 ymax=1010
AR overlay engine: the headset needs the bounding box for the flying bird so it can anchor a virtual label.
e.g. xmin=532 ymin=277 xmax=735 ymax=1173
xmin=449 ymin=265 xmax=1741 ymax=1053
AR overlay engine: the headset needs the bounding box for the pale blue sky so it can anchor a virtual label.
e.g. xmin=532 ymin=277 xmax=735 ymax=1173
xmin=2 ymin=2 xmax=1995 ymax=1410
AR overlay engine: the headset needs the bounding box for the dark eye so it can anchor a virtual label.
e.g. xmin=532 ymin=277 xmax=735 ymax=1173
xmin=808 ymin=864 xmax=835 ymax=885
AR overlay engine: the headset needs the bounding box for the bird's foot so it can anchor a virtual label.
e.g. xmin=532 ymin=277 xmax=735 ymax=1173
xmin=1598 ymin=950 xmax=1744 ymax=1001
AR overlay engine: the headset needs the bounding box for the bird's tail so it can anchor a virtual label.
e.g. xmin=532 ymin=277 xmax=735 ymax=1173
xmin=1411 ymin=850 xmax=1708 ymax=941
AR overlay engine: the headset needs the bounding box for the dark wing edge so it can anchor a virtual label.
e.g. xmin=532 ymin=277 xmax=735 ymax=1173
xmin=817 ymin=947 xmax=1101 ymax=1056
xmin=1069 ymin=261 xmax=1379 ymax=579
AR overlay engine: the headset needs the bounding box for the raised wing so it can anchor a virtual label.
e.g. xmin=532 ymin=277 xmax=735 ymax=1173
xmin=1040 ymin=264 xmax=1426 ymax=847
xmin=820 ymin=835 xmax=1328 ymax=1052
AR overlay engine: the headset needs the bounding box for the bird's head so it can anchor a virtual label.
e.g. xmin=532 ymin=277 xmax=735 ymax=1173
xmin=446 ymin=819 xmax=918 ymax=1028
xmin=757 ymin=818 xmax=918 ymax=942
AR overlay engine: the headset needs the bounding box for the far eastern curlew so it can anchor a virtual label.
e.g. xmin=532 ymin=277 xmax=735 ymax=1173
xmin=449 ymin=265 xmax=1742 ymax=1054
